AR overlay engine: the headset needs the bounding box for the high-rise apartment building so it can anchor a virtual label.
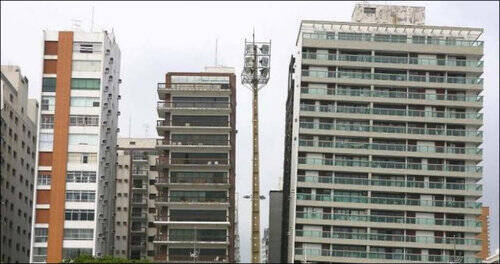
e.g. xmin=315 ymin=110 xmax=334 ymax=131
xmin=282 ymin=3 xmax=485 ymax=263
xmin=114 ymin=138 xmax=158 ymax=260
xmin=1 ymin=65 xmax=39 ymax=263
xmin=30 ymin=30 xmax=121 ymax=263
xmin=154 ymin=67 xmax=237 ymax=262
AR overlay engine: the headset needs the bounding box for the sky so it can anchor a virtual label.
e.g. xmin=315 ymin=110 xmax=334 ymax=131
xmin=1 ymin=1 xmax=498 ymax=262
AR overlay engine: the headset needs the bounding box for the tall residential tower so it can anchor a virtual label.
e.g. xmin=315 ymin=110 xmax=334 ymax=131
xmin=30 ymin=30 xmax=121 ymax=263
xmin=282 ymin=3 xmax=485 ymax=263
xmin=1 ymin=65 xmax=39 ymax=263
xmin=154 ymin=67 xmax=237 ymax=262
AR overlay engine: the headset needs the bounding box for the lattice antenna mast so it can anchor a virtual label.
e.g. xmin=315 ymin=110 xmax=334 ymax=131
xmin=241 ymin=30 xmax=271 ymax=263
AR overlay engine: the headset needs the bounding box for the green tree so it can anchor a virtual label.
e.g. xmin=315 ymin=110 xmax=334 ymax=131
xmin=62 ymin=254 xmax=150 ymax=263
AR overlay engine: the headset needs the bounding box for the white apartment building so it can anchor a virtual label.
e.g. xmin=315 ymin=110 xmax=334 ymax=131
xmin=30 ymin=30 xmax=121 ymax=263
xmin=282 ymin=3 xmax=485 ymax=263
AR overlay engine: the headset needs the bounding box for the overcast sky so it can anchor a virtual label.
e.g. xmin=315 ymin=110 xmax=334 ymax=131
xmin=2 ymin=1 xmax=498 ymax=261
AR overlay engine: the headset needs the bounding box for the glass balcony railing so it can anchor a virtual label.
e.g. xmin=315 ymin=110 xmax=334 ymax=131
xmin=296 ymin=193 xmax=482 ymax=209
xmin=302 ymin=70 xmax=484 ymax=85
xmin=295 ymin=230 xmax=481 ymax=245
xmin=157 ymin=101 xmax=231 ymax=109
xmin=155 ymin=196 xmax=227 ymax=203
xmin=297 ymin=157 xmax=482 ymax=173
xmin=298 ymin=139 xmax=482 ymax=155
xmin=157 ymin=83 xmax=230 ymax=91
xmin=157 ymin=120 xmax=230 ymax=128
xmin=297 ymin=175 xmax=482 ymax=192
xmin=299 ymin=122 xmax=483 ymax=138
xmin=156 ymin=138 xmax=229 ymax=147
xmin=296 ymin=212 xmax=482 ymax=227
xmin=302 ymin=52 xmax=484 ymax=68
xmin=294 ymin=248 xmax=481 ymax=263
xmin=300 ymin=104 xmax=483 ymax=120
xmin=302 ymin=32 xmax=484 ymax=47
xmin=300 ymin=87 xmax=483 ymax=103
xmin=168 ymin=175 xmax=229 ymax=184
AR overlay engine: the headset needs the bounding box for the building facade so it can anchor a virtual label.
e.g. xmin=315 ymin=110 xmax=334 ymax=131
xmin=1 ymin=65 xmax=39 ymax=263
xmin=268 ymin=190 xmax=284 ymax=263
xmin=477 ymin=206 xmax=490 ymax=260
xmin=282 ymin=3 xmax=485 ymax=263
xmin=30 ymin=30 xmax=121 ymax=263
xmin=114 ymin=138 xmax=158 ymax=260
xmin=154 ymin=67 xmax=237 ymax=262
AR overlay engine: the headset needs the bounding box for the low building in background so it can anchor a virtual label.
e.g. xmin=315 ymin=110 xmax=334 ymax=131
xmin=1 ymin=65 xmax=39 ymax=263
xmin=114 ymin=138 xmax=158 ymax=260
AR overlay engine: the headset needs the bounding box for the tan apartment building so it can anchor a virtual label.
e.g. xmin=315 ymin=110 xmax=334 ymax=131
xmin=281 ymin=3 xmax=485 ymax=263
xmin=114 ymin=138 xmax=158 ymax=260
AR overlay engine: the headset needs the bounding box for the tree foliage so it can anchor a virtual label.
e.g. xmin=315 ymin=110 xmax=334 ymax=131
xmin=62 ymin=254 xmax=150 ymax=263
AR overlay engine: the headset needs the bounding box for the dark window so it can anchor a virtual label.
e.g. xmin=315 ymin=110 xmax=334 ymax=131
xmin=42 ymin=78 xmax=56 ymax=92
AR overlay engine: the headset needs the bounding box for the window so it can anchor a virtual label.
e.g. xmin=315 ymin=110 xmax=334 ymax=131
xmin=67 ymin=153 xmax=98 ymax=164
xmin=69 ymin=115 xmax=99 ymax=126
xmin=66 ymin=171 xmax=97 ymax=183
xmin=364 ymin=7 xmax=376 ymax=14
xmin=41 ymin=96 xmax=55 ymax=111
xmin=71 ymin=78 xmax=100 ymax=90
xmin=32 ymin=247 xmax=47 ymax=262
xmin=63 ymin=229 xmax=94 ymax=240
xmin=62 ymin=248 xmax=93 ymax=259
xmin=72 ymin=60 xmax=101 ymax=72
xmin=73 ymin=42 xmax=102 ymax=54
xmin=34 ymin=228 xmax=48 ymax=242
xmin=40 ymin=115 xmax=54 ymax=129
xmin=42 ymin=78 xmax=56 ymax=92
xmin=39 ymin=133 xmax=54 ymax=151
xmin=37 ymin=174 xmax=51 ymax=186
xmin=68 ymin=134 xmax=98 ymax=146
xmin=70 ymin=97 xmax=100 ymax=107
xmin=66 ymin=190 xmax=96 ymax=202
xmin=65 ymin=209 xmax=95 ymax=221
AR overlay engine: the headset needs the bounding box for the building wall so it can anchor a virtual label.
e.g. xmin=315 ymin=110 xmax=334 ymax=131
xmin=114 ymin=138 xmax=158 ymax=261
xmin=1 ymin=65 xmax=39 ymax=263
xmin=268 ymin=190 xmax=283 ymax=263
xmin=477 ymin=207 xmax=490 ymax=260
xmin=30 ymin=30 xmax=121 ymax=263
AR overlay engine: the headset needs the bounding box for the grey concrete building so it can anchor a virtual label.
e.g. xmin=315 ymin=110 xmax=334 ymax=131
xmin=1 ymin=65 xmax=39 ymax=263
xmin=114 ymin=138 xmax=158 ymax=260
xmin=268 ymin=190 xmax=283 ymax=263
xmin=282 ymin=3 xmax=485 ymax=263
xmin=154 ymin=66 xmax=237 ymax=262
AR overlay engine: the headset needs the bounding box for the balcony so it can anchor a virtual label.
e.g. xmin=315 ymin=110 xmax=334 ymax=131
xmin=157 ymin=101 xmax=231 ymax=117
xmin=156 ymin=120 xmax=231 ymax=132
xmin=299 ymin=122 xmax=483 ymax=139
xmin=157 ymin=83 xmax=231 ymax=100
xmin=131 ymin=169 xmax=148 ymax=177
xmin=294 ymin=248 xmax=481 ymax=263
xmin=295 ymin=212 xmax=481 ymax=228
xmin=156 ymin=156 xmax=230 ymax=168
xmin=155 ymin=214 xmax=228 ymax=223
xmin=296 ymin=193 xmax=482 ymax=209
xmin=168 ymin=255 xmax=228 ymax=262
xmin=130 ymin=197 xmax=148 ymax=206
xmin=155 ymin=196 xmax=228 ymax=204
xmin=302 ymin=52 xmax=484 ymax=68
xmin=301 ymin=70 xmax=483 ymax=87
xmin=156 ymin=175 xmax=229 ymax=186
xmin=297 ymin=175 xmax=482 ymax=193
xmin=156 ymin=138 xmax=230 ymax=150
xmin=298 ymin=157 xmax=482 ymax=174
xmin=130 ymin=226 xmax=147 ymax=233
xmin=300 ymin=104 xmax=483 ymax=121
xmin=300 ymin=87 xmax=483 ymax=104
xmin=302 ymin=32 xmax=484 ymax=47
xmin=131 ymin=212 xmax=148 ymax=220
xmin=154 ymin=234 xmax=228 ymax=243
xmin=295 ymin=230 xmax=481 ymax=246
xmin=298 ymin=139 xmax=482 ymax=157
xmin=131 ymin=184 xmax=148 ymax=192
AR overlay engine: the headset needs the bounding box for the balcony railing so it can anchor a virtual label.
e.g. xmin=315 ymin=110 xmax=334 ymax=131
xmin=294 ymin=248 xmax=481 ymax=263
xmin=131 ymin=169 xmax=148 ymax=176
xmin=300 ymin=104 xmax=483 ymax=120
xmin=295 ymin=230 xmax=481 ymax=245
xmin=154 ymin=233 xmax=227 ymax=242
xmin=157 ymin=120 xmax=230 ymax=128
xmin=301 ymin=87 xmax=483 ymax=103
xmin=297 ymin=175 xmax=482 ymax=192
xmin=157 ymin=175 xmax=229 ymax=184
xmin=131 ymin=213 xmax=148 ymax=219
xmin=298 ymin=157 xmax=482 ymax=173
xmin=296 ymin=212 xmax=482 ymax=228
xmin=158 ymin=101 xmax=231 ymax=109
xmin=157 ymin=83 xmax=230 ymax=91
xmin=302 ymin=70 xmax=483 ymax=85
xmin=156 ymin=138 xmax=230 ymax=147
xmin=156 ymin=196 xmax=228 ymax=203
xmin=302 ymin=32 xmax=484 ymax=47
xmin=155 ymin=214 xmax=228 ymax=222
xmin=168 ymin=255 xmax=228 ymax=262
xmin=156 ymin=157 xmax=229 ymax=166
xmin=302 ymin=52 xmax=484 ymax=68
xmin=296 ymin=193 xmax=482 ymax=209
xmin=299 ymin=122 xmax=483 ymax=138
xmin=298 ymin=139 xmax=482 ymax=155
xmin=130 ymin=197 xmax=148 ymax=205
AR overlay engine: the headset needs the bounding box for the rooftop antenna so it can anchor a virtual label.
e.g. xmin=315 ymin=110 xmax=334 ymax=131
xmin=143 ymin=123 xmax=149 ymax=138
xmin=71 ymin=19 xmax=82 ymax=31
xmin=90 ymin=6 xmax=95 ymax=32
xmin=215 ymin=38 xmax=218 ymax=66
xmin=128 ymin=116 xmax=132 ymax=138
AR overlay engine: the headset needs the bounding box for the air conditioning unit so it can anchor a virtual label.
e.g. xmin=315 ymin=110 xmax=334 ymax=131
xmin=98 ymin=233 xmax=103 ymax=238
xmin=100 ymin=175 xmax=105 ymax=179
xmin=99 ymin=213 xmax=104 ymax=218
xmin=185 ymin=123 xmax=190 ymax=127
xmin=214 ymin=161 xmax=219 ymax=165
xmin=105 ymin=49 xmax=110 ymax=55
xmin=117 ymin=111 xmax=121 ymax=116
xmin=117 ymin=95 xmax=121 ymax=100
xmin=102 ymin=121 xmax=108 ymax=125
xmin=118 ymin=79 xmax=122 ymax=84
xmin=105 ymin=68 xmax=109 ymax=74
xmin=116 ymin=128 xmax=120 ymax=133
xmin=102 ymin=139 xmax=107 ymax=144
xmin=104 ymin=86 xmax=109 ymax=92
